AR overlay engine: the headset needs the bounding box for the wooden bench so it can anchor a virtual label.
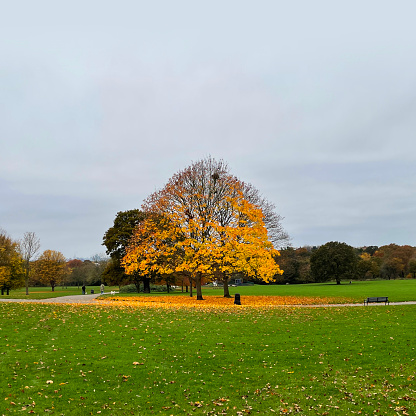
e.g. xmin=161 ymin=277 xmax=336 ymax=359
xmin=364 ymin=296 xmax=389 ymax=305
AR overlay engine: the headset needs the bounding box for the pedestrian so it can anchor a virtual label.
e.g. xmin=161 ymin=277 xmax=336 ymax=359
xmin=100 ymin=283 xmax=105 ymax=294
xmin=82 ymin=285 xmax=86 ymax=295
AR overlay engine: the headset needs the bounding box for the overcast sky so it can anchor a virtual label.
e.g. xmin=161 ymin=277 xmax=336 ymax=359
xmin=1 ymin=0 xmax=415 ymax=259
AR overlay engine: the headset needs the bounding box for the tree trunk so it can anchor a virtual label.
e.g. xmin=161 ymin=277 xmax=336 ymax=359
xmin=336 ymin=279 xmax=341 ymax=285
xmin=6 ymin=288 xmax=10 ymax=295
xmin=167 ymin=283 xmax=170 ymax=293
xmin=223 ymin=275 xmax=231 ymax=298
xmin=143 ymin=277 xmax=151 ymax=293
xmin=195 ymin=272 xmax=204 ymax=300
xmin=25 ymin=268 xmax=29 ymax=296
xmin=185 ymin=284 xmax=188 ymax=293
xmin=189 ymin=280 xmax=193 ymax=297
xmin=52 ymin=284 xmax=55 ymax=292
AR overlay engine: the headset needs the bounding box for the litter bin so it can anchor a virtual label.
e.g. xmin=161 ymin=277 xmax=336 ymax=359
xmin=234 ymin=293 xmax=241 ymax=305
xmin=91 ymin=290 xmax=94 ymax=294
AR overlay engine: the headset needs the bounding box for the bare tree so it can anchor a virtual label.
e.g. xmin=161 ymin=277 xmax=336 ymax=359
xmin=19 ymin=232 xmax=41 ymax=295
xmin=241 ymin=182 xmax=290 ymax=248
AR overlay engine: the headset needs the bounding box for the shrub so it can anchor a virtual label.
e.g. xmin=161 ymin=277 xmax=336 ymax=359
xmin=119 ymin=284 xmax=174 ymax=293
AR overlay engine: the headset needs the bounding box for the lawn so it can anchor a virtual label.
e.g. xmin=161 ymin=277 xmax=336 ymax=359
xmin=102 ymin=279 xmax=416 ymax=303
xmin=0 ymin=286 xmax=119 ymax=300
xmin=210 ymin=279 xmax=416 ymax=302
xmin=1 ymin=300 xmax=415 ymax=415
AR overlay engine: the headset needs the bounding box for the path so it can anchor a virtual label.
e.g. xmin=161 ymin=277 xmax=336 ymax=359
xmin=0 ymin=292 xmax=111 ymax=304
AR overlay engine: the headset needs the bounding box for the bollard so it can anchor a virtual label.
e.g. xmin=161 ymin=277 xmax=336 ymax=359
xmin=234 ymin=293 xmax=241 ymax=305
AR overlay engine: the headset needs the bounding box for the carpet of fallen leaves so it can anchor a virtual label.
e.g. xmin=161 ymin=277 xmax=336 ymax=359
xmin=96 ymin=295 xmax=355 ymax=309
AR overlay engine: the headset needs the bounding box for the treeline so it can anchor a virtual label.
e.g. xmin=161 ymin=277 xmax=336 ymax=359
xmin=0 ymin=228 xmax=109 ymax=294
xmin=271 ymin=243 xmax=416 ymax=285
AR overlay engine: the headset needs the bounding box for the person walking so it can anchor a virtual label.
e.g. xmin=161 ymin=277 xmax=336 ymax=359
xmin=100 ymin=283 xmax=105 ymax=294
xmin=82 ymin=285 xmax=86 ymax=295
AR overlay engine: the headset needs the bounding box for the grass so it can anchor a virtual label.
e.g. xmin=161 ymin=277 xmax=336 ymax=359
xmin=2 ymin=279 xmax=416 ymax=302
xmin=0 ymin=286 xmax=119 ymax=300
xmin=1 ymin=300 xmax=415 ymax=415
xmin=210 ymin=279 xmax=416 ymax=302
xmin=103 ymin=279 xmax=416 ymax=303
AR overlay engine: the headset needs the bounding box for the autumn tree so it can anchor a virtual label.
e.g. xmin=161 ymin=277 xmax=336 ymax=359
xmin=123 ymin=157 xmax=282 ymax=300
xmin=19 ymin=231 xmax=41 ymax=295
xmin=310 ymin=241 xmax=357 ymax=285
xmin=33 ymin=250 xmax=66 ymax=291
xmin=277 ymin=247 xmax=313 ymax=284
xmin=356 ymin=252 xmax=380 ymax=279
xmin=376 ymin=244 xmax=416 ymax=278
xmin=409 ymin=259 xmax=416 ymax=279
xmin=0 ymin=230 xmax=24 ymax=295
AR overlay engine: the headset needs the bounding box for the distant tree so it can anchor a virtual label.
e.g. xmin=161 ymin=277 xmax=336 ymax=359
xmin=409 ymin=259 xmax=416 ymax=279
xmin=356 ymin=253 xmax=380 ymax=279
xmin=0 ymin=230 xmax=24 ymax=295
xmin=310 ymin=241 xmax=357 ymax=285
xmin=362 ymin=246 xmax=379 ymax=256
xmin=33 ymin=250 xmax=66 ymax=291
xmin=19 ymin=232 xmax=41 ymax=295
xmin=277 ymin=247 xmax=312 ymax=284
xmin=67 ymin=259 xmax=84 ymax=287
xmin=376 ymin=244 xmax=416 ymax=278
xmin=381 ymin=257 xmax=404 ymax=280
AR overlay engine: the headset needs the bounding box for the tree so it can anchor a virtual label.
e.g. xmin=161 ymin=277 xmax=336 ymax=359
xmin=0 ymin=230 xmax=24 ymax=295
xmin=19 ymin=232 xmax=41 ymax=295
xmin=123 ymin=157 xmax=282 ymax=300
xmin=356 ymin=252 xmax=380 ymax=279
xmin=310 ymin=241 xmax=357 ymax=285
xmin=102 ymin=210 xmax=150 ymax=292
xmin=381 ymin=257 xmax=404 ymax=280
xmin=409 ymin=259 xmax=416 ymax=279
xmin=277 ymin=247 xmax=313 ymax=284
xmin=33 ymin=250 xmax=66 ymax=291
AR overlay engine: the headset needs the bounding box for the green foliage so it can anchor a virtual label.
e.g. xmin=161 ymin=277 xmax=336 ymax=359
xmin=102 ymin=209 xmax=146 ymax=261
xmin=311 ymin=241 xmax=357 ymax=285
xmin=1 ymin=302 xmax=415 ymax=415
xmin=102 ymin=210 xmax=148 ymax=288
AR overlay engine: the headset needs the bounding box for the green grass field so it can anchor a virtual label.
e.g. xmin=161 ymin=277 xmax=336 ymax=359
xmin=1 ymin=297 xmax=415 ymax=415
xmin=103 ymin=279 xmax=416 ymax=303
xmin=2 ymin=279 xmax=416 ymax=303
xmin=209 ymin=279 xmax=416 ymax=302
xmin=0 ymin=286 xmax=119 ymax=300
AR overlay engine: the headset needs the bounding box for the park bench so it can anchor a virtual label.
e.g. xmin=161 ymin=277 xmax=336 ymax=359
xmin=364 ymin=296 xmax=389 ymax=305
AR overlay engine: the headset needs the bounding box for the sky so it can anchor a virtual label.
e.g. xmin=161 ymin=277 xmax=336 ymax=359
xmin=1 ymin=0 xmax=415 ymax=259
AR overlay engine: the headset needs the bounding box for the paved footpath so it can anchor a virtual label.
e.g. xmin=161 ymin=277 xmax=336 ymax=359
xmin=0 ymin=293 xmax=109 ymax=304
xmin=1 ymin=295 xmax=416 ymax=307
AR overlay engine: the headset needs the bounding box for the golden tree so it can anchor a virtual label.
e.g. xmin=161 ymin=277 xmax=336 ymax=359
xmin=123 ymin=157 xmax=282 ymax=300
xmin=33 ymin=250 xmax=66 ymax=291
xmin=0 ymin=230 xmax=24 ymax=295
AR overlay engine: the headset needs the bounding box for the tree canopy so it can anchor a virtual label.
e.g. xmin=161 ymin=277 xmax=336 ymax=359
xmin=310 ymin=241 xmax=357 ymax=285
xmin=123 ymin=157 xmax=283 ymax=299
xmin=0 ymin=230 xmax=24 ymax=294
xmin=33 ymin=250 xmax=67 ymax=291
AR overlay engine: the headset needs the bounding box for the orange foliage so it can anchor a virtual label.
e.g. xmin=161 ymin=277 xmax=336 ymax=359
xmin=123 ymin=158 xmax=282 ymax=300
xmin=96 ymin=295 xmax=355 ymax=310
